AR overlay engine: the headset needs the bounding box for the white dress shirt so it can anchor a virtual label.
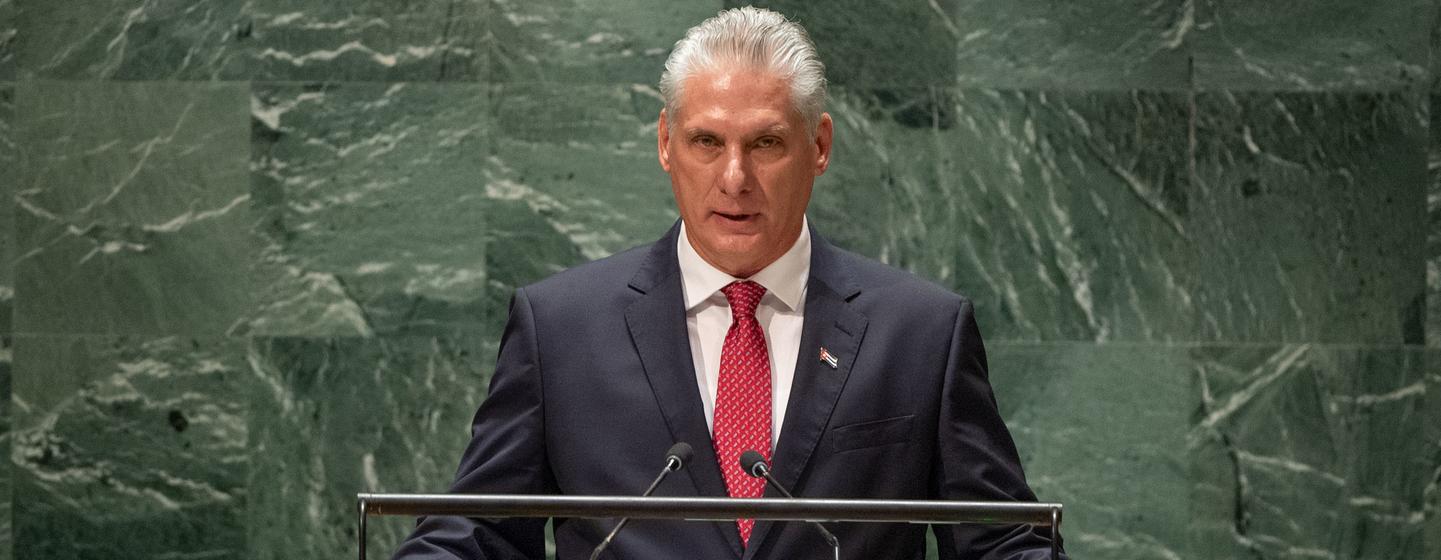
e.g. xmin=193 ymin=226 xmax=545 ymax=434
xmin=677 ymin=218 xmax=811 ymax=449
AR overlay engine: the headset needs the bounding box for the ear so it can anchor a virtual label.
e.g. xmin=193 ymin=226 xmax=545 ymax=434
xmin=657 ymin=109 xmax=672 ymax=173
xmin=813 ymin=112 xmax=834 ymax=176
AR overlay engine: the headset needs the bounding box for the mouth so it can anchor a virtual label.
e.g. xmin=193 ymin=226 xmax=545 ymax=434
xmin=713 ymin=211 xmax=758 ymax=224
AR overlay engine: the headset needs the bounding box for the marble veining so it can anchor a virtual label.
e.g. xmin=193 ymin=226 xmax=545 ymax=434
xmin=1425 ymin=352 xmax=1441 ymax=557
xmin=0 ymin=337 xmax=11 ymax=560
xmin=18 ymin=0 xmax=247 ymax=79
xmin=482 ymin=84 xmax=675 ymax=332
xmin=490 ymin=0 xmax=719 ymax=84
xmin=14 ymin=82 xmax=253 ymax=337
xmin=989 ymin=342 xmax=1191 ymax=559
xmin=246 ymin=0 xmax=489 ymax=81
xmin=1192 ymin=0 xmax=1431 ymax=90
xmin=0 ymin=0 xmax=14 ymax=80
xmin=733 ymin=1 xmax=958 ymax=87
xmin=1190 ymin=345 xmax=1427 ymax=558
xmin=0 ymin=85 xmax=13 ymax=336
xmin=12 ymin=336 xmax=248 ymax=559
xmin=245 ymin=335 xmax=491 ymax=559
xmin=1190 ymin=92 xmax=1426 ymax=345
xmin=486 ymin=84 xmax=674 ymax=257
xmin=1434 ymin=12 xmax=1441 ymax=93
xmin=248 ymin=83 xmax=491 ymax=338
xmin=952 ymin=0 xmax=1191 ymax=90
xmin=1428 ymin=94 xmax=1441 ymax=348
xmin=816 ymin=87 xmax=1193 ymax=342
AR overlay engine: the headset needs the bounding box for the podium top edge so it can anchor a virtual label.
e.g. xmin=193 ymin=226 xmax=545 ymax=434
xmin=354 ymin=493 xmax=1063 ymax=526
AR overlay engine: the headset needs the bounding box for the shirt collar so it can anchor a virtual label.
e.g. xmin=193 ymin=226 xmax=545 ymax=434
xmin=677 ymin=217 xmax=811 ymax=312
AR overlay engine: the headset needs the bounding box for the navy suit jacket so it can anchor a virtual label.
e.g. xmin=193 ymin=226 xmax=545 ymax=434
xmin=394 ymin=222 xmax=1063 ymax=559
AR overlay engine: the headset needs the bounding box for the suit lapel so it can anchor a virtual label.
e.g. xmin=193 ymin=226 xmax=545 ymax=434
xmin=743 ymin=229 xmax=869 ymax=559
xmin=624 ymin=222 xmax=745 ymax=558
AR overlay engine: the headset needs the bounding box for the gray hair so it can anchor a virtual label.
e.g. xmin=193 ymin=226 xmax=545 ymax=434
xmin=659 ymin=7 xmax=827 ymax=133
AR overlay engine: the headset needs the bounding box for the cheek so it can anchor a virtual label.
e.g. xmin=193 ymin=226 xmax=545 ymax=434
xmin=672 ymin=179 xmax=710 ymax=215
xmin=772 ymin=170 xmax=814 ymax=209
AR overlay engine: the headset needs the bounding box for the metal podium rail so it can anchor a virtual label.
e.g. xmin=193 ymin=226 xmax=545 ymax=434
xmin=358 ymin=493 xmax=1063 ymax=559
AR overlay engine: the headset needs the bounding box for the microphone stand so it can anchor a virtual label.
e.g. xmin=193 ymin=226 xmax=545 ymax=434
xmin=589 ymin=443 xmax=692 ymax=560
xmin=742 ymin=451 xmax=840 ymax=560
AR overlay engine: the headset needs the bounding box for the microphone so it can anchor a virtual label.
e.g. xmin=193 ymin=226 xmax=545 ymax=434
xmin=589 ymin=442 xmax=694 ymax=560
xmin=739 ymin=450 xmax=840 ymax=558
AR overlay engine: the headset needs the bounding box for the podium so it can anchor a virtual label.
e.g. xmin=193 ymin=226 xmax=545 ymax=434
xmin=357 ymin=493 xmax=1063 ymax=559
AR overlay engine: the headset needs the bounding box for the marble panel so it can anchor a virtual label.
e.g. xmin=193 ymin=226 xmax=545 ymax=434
xmin=245 ymin=335 xmax=492 ymax=559
xmin=0 ymin=0 xmax=13 ymax=80
xmin=952 ymin=0 xmax=1191 ymax=90
xmin=0 ymin=337 xmax=10 ymax=560
xmin=1430 ymin=94 xmax=1441 ymax=347
xmin=732 ymin=1 xmax=957 ymax=87
xmin=1192 ymin=0 xmax=1431 ymax=91
xmin=17 ymin=0 xmax=247 ymax=80
xmin=484 ymin=83 xmax=675 ymax=328
xmin=490 ymin=0 xmax=718 ymax=85
xmin=1190 ymin=345 xmax=1427 ymax=558
xmin=11 ymin=335 xmax=248 ymax=559
xmin=1190 ymin=92 xmax=1426 ymax=345
xmin=246 ymin=0 xmax=488 ymax=81
xmin=248 ymin=83 xmax=490 ymax=338
xmin=814 ymin=87 xmax=1193 ymax=342
xmin=13 ymin=82 xmax=253 ymax=336
xmin=988 ymin=342 xmax=1191 ymax=559
xmin=1427 ymin=350 xmax=1441 ymax=558
xmin=0 ymin=85 xmax=12 ymax=336
xmin=1434 ymin=7 xmax=1441 ymax=93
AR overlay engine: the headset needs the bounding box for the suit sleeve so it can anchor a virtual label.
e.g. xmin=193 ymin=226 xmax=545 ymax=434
xmin=931 ymin=298 xmax=1066 ymax=560
xmin=392 ymin=287 xmax=558 ymax=560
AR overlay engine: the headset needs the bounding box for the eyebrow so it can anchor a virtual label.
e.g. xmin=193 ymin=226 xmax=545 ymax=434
xmin=683 ymin=123 xmax=792 ymax=138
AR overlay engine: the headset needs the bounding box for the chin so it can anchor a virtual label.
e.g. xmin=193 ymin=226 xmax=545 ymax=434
xmin=714 ymin=235 xmax=766 ymax=255
xmin=723 ymin=247 xmax=783 ymax=276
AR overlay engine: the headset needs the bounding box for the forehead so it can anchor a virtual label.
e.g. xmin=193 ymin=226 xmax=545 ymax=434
xmin=675 ymin=67 xmax=799 ymax=130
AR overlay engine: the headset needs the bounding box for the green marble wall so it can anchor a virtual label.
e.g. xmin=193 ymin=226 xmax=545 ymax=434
xmin=0 ymin=1 xmax=1436 ymax=559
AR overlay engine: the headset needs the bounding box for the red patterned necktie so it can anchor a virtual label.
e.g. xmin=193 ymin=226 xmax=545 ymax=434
xmin=712 ymin=280 xmax=772 ymax=546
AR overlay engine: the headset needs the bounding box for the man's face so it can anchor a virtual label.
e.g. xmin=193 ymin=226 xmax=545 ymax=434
xmin=658 ymin=66 xmax=833 ymax=278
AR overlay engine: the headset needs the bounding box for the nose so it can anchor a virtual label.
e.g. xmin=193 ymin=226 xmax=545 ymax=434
xmin=718 ymin=144 xmax=752 ymax=196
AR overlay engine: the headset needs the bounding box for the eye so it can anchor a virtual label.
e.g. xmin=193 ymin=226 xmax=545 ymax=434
xmin=754 ymin=136 xmax=782 ymax=149
xmin=693 ymin=135 xmax=720 ymax=148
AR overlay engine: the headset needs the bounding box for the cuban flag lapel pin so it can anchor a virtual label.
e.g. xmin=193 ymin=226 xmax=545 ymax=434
xmin=819 ymin=346 xmax=839 ymax=370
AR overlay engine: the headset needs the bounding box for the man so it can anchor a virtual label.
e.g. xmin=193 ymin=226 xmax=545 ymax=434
xmin=394 ymin=7 xmax=1063 ymax=559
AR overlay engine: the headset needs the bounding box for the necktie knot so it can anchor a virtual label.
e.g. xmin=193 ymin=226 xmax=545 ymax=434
xmin=721 ymin=281 xmax=766 ymax=320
